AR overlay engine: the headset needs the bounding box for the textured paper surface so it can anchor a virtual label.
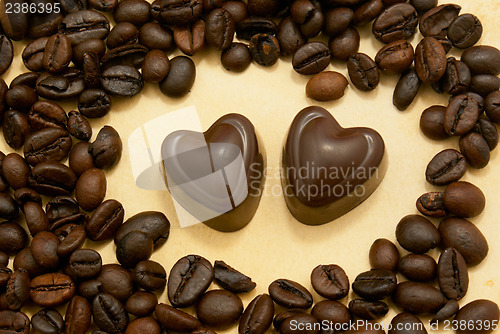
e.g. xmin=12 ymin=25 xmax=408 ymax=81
xmin=1 ymin=0 xmax=499 ymax=332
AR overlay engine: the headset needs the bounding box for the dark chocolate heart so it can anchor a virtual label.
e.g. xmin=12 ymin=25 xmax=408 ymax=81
xmin=281 ymin=106 xmax=387 ymax=225
xmin=161 ymin=113 xmax=265 ymax=232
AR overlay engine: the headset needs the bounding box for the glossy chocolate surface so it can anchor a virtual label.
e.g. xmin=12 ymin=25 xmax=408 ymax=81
xmin=281 ymin=106 xmax=386 ymax=225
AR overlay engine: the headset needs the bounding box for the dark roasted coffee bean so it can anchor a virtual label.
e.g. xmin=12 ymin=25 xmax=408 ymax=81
xmin=441 ymin=57 xmax=471 ymax=95
xmin=447 ymin=14 xmax=482 ymax=49
xmin=0 ymin=34 xmax=14 ymax=75
xmin=75 ymin=168 xmax=106 ymax=212
xmin=64 ymin=296 xmax=91 ymax=334
xmin=1 ymin=0 xmax=28 ymax=40
xmin=36 ymin=74 xmax=85 ymax=101
xmin=273 ymin=309 xmax=306 ymax=331
xmin=454 ymin=300 xmax=499 ymax=334
xmin=393 ymin=68 xmax=421 ymax=111
xmin=159 ymin=56 xmax=196 ymax=97
xmin=158 ymin=0 xmax=203 ymax=25
xmin=29 ymin=101 xmax=68 ymax=131
xmin=0 ymin=79 xmax=7 ymax=117
xmin=138 ymin=22 xmax=174 ymax=52
xmin=328 ymin=27 xmax=359 ymax=61
xmin=196 ymin=290 xmax=243 ymax=328
xmin=221 ymin=43 xmax=252 ymax=72
xmin=0 ymin=310 xmax=30 ymax=333
xmin=389 ymin=313 xmax=427 ymax=334
xmin=0 ymin=222 xmax=28 ymax=256
xmin=0 ymin=267 xmax=12 ymax=290
xmin=68 ymin=143 xmax=95 ymax=177
xmin=473 ymin=116 xmax=499 ymax=150
xmin=43 ymin=33 xmax=72 ymax=74
xmin=2 ymin=110 xmax=29 ymax=149
xmin=269 ymin=279 xmax=313 ymax=308
xmin=6 ymin=85 xmax=38 ymax=111
xmin=113 ymin=0 xmax=150 ymax=26
xmin=59 ymin=0 xmax=88 ymax=13
xmin=155 ymin=303 xmax=202 ymax=332
xmin=65 ymin=249 xmax=102 ymax=280
xmin=461 ymin=45 xmax=500 ymax=76
xmin=24 ymin=128 xmax=72 ymax=166
xmin=77 ymin=279 xmax=101 ymax=300
xmin=369 ymin=238 xmax=399 ymax=272
xmin=25 ymin=2 xmax=62 ymax=39
xmin=323 ymin=8 xmax=353 ymax=37
xmin=59 ymin=10 xmax=110 ymax=45
xmin=432 ymin=299 xmax=460 ymax=324
xmin=45 ymin=196 xmax=79 ymax=223
xmin=349 ymin=299 xmax=388 ymax=320
xmin=416 ymin=192 xmax=448 ymax=218
xmin=310 ymin=264 xmax=349 ymax=300
xmin=214 ymin=260 xmax=255 ymax=293
xmin=279 ymin=313 xmax=319 ymax=334
xmin=419 ymin=105 xmax=449 ymax=140
xmin=439 ymin=217 xmax=488 ymax=266
xmin=125 ymin=291 xmax=157 ymax=317
xmin=133 ymin=260 xmax=167 ymax=291
xmin=115 ymin=211 xmax=170 ymax=249
xmin=92 ymin=294 xmax=128 ymax=333
xmin=248 ymin=33 xmax=280 ymax=67
xmin=375 ymin=40 xmax=414 ymax=74
xmin=410 ymin=0 xmax=436 ymax=14
xmin=443 ymin=181 xmax=485 ymax=218
xmin=238 ymin=294 xmax=273 ymax=334
xmin=78 ymin=89 xmax=111 ymax=118
xmin=246 ymin=0 xmax=279 ymax=16
xmin=72 ymin=38 xmax=106 ymax=67
xmin=97 ymin=264 xmax=134 ymax=301
xmin=459 ymin=132 xmax=490 ymax=169
xmin=354 ymin=0 xmax=383 ymax=26
xmin=6 ymin=269 xmax=30 ymax=310
xmin=174 ymin=20 xmax=205 ymax=56
xmin=116 ymin=231 xmax=153 ymax=268
xmin=347 ymin=53 xmax=379 ymax=91
xmin=221 ymin=0 xmax=247 ymax=23
xmin=372 ymin=3 xmax=418 ymax=44
xmin=352 ymin=269 xmax=397 ymax=301
xmin=445 ymin=94 xmax=480 ymax=136
xmin=235 ymin=17 xmax=278 ymax=41
xmin=168 ymin=255 xmax=213 ymax=308
xmin=56 ymin=224 xmax=87 ymax=258
xmin=1 ymin=153 xmax=30 ymax=190
xmin=437 ymin=248 xmax=468 ymax=301
xmin=470 ymin=74 xmax=500 ymax=97
xmin=13 ymin=247 xmax=46 ymax=277
xmin=67 ymin=110 xmax=92 ymax=141
xmin=396 ymin=214 xmax=440 ymax=253
xmin=398 ymin=254 xmax=437 ymax=282
xmin=306 ymin=71 xmax=348 ymax=102
xmin=312 ymin=300 xmax=351 ymax=327
xmin=30 ymin=273 xmax=75 ymax=307
xmin=31 ymin=231 xmax=60 ymax=269
xmin=10 ymin=72 xmax=41 ymax=88
xmin=23 ymin=201 xmax=50 ymax=236
xmin=0 ymin=251 xmax=8 ymax=267
xmin=141 ymin=50 xmax=170 ymax=83
xmin=86 ymin=199 xmax=124 ymax=241
xmin=89 ymin=0 xmax=118 ymax=11
xmin=290 ymin=0 xmax=321 ymax=34
xmin=106 ymin=22 xmax=138 ymax=49
xmin=205 ymin=8 xmax=235 ymax=50
xmin=292 ymin=41 xmax=330 ymax=75
xmin=32 ymin=308 xmax=64 ymax=334
xmin=82 ymin=52 xmax=100 ymax=88
xmin=425 ymin=149 xmax=467 ymax=185
xmin=392 ymin=281 xmax=446 ymax=314
xmin=0 ymin=193 xmax=18 ymax=221
xmin=419 ymin=4 xmax=461 ymax=37
xmin=415 ymin=37 xmax=446 ymax=83
xmin=276 ymin=17 xmax=306 ymax=56
xmin=101 ymin=44 xmax=148 ymax=69
xmin=125 ymin=316 xmax=161 ymax=334
xmin=89 ymin=125 xmax=122 ymax=169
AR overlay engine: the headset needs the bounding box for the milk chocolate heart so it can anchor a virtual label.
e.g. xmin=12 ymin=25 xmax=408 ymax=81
xmin=161 ymin=113 xmax=265 ymax=232
xmin=281 ymin=106 xmax=387 ymax=225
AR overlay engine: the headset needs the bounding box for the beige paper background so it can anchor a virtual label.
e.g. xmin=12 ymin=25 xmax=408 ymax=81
xmin=1 ymin=0 xmax=499 ymax=332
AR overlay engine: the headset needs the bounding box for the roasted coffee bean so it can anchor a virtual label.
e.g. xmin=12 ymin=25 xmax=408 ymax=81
xmin=76 ymin=278 xmax=101 ymax=300
xmin=0 ymin=310 xmax=30 ymax=333
xmin=0 ymin=267 xmax=11 ymax=289
xmin=473 ymin=116 xmax=499 ymax=150
xmin=273 ymin=309 xmax=306 ymax=331
xmin=101 ymin=65 xmax=143 ymax=96
xmin=13 ymin=247 xmax=46 ymax=277
xmin=106 ymin=22 xmax=138 ymax=49
xmin=202 ymin=0 xmax=222 ymax=13
xmin=125 ymin=291 xmax=157 ymax=317
xmin=290 ymin=0 xmax=322 ymax=36
xmin=312 ymin=300 xmax=351 ymax=327
xmin=114 ymin=212 xmax=169 ymax=250
xmin=78 ymin=89 xmax=111 ymax=118
xmin=89 ymin=0 xmax=118 ymax=11
xmin=205 ymin=8 xmax=235 ymax=50
xmin=28 ymin=0 xmax=63 ymax=38
xmin=89 ymin=125 xmax=122 ymax=169
xmin=101 ymin=44 xmax=148 ymax=69
xmin=92 ymin=293 xmax=129 ymax=333
xmin=160 ymin=56 xmax=196 ymax=97
xmin=116 ymin=231 xmax=153 ymax=268
xmin=432 ymin=299 xmax=460 ymax=324
xmin=0 ymin=78 xmax=7 ymax=116
xmin=276 ymin=17 xmax=306 ymax=57
xmin=24 ymin=128 xmax=72 ymax=166
xmin=459 ymin=132 xmax=490 ymax=169
xmin=113 ymin=0 xmax=150 ymax=26
xmin=447 ymin=14 xmax=482 ymax=49
xmin=398 ymin=254 xmax=437 ymax=282
xmin=31 ymin=308 xmax=64 ymax=334
xmin=389 ymin=312 xmax=427 ymax=334
xmin=75 ymin=168 xmax=106 ymax=212
xmin=3 ymin=110 xmax=29 ymax=149
xmin=238 ymin=294 xmax=274 ymax=334
xmin=375 ymin=40 xmax=414 ymax=74
xmin=6 ymin=269 xmax=30 ymax=310
xmin=393 ymin=68 xmax=421 ymax=111
xmin=415 ymin=37 xmax=446 ymax=83
xmin=269 ymin=279 xmax=313 ymax=309
xmin=396 ymin=214 xmax=440 ymax=253
xmin=196 ymin=290 xmax=243 ymax=328
xmin=97 ymin=264 xmax=134 ymax=301
xmin=29 ymin=101 xmax=68 ymax=131
xmin=369 ymin=238 xmax=399 ymax=272
xmin=13 ymin=188 xmax=40 ymax=207
xmin=454 ymin=299 xmax=499 ymax=334
xmin=0 ymin=251 xmax=8 ymax=267
xmin=437 ymin=248 xmax=468 ymax=301
xmin=68 ymin=143 xmax=95 ymax=177
xmin=67 ymin=110 xmax=92 ymax=141
xmin=157 ymin=0 xmax=203 ymax=25
xmin=64 ymin=296 xmax=91 ymax=334
xmin=306 ymin=71 xmax=349 ymax=102
xmin=410 ymin=0 xmax=436 ymax=14
xmin=348 ymin=299 xmax=388 ymax=320
xmin=445 ymin=94 xmax=481 ymax=136
xmin=0 ymin=34 xmax=14 ymax=75
xmin=0 ymin=193 xmax=18 ymax=220
xmin=246 ymin=0 xmax=279 ymax=16
xmin=221 ymin=43 xmax=252 ymax=72
xmin=425 ymin=149 xmax=467 ymax=185
xmin=46 ymin=196 xmax=79 ymax=223
xmin=323 ymin=7 xmax=353 ymax=37
xmin=372 ymin=3 xmax=418 ymax=44
xmin=328 ymin=27 xmax=359 ymax=61
xmin=43 ymin=33 xmax=72 ymax=74
xmin=461 ymin=45 xmax=500 ymax=76
xmin=141 ymin=50 xmax=171 ymax=83
xmin=138 ymin=22 xmax=174 ymax=52
xmin=30 ymin=273 xmax=75 ymax=307
xmin=36 ymin=74 xmax=85 ymax=101
xmin=443 ymin=181 xmax=485 ymax=218
xmin=86 ymin=199 xmax=124 ymax=241
xmin=416 ymin=192 xmax=448 ymax=218
xmin=10 ymin=72 xmax=41 ymax=88
xmin=470 ymin=74 xmax=500 ymax=97
xmin=249 ymin=33 xmax=280 ymax=67
xmin=59 ymin=0 xmax=88 ymax=13
xmin=56 ymin=224 xmax=87 ymax=257
xmin=236 ymin=17 xmax=278 ymax=41
xmin=65 ymin=249 xmax=102 ymax=280
xmin=0 ymin=221 xmax=28 ymax=255
xmin=31 ymin=231 xmax=60 ymax=269
xmin=6 ymin=85 xmax=38 ymax=111
xmin=174 ymin=20 xmax=205 ymax=56
xmin=133 ymin=260 xmax=167 ymax=291
xmin=210 ymin=261 xmax=254 ymax=296
xmin=392 ymin=281 xmax=446 ymax=315
xmin=419 ymin=4 xmax=461 ymax=37
xmin=279 ymin=313 xmax=319 ymax=334
xmin=155 ymin=303 xmax=202 ymax=332
xmin=347 ymin=53 xmax=380 ymax=91
xmin=125 ymin=317 xmax=161 ymax=334
xmin=441 ymin=57 xmax=471 ymax=95
xmin=310 ymin=264 xmax=349 ymax=300
xmin=59 ymin=10 xmax=110 ymax=45
xmin=72 ymin=38 xmax=106 ymax=67
xmin=221 ymin=1 xmax=247 ymax=23
xmin=82 ymin=52 xmax=100 ymax=88
xmin=352 ymin=269 xmax=397 ymax=301
xmin=1 ymin=0 xmax=28 ymax=39
xmin=439 ymin=218 xmax=489 ymax=266
xmin=168 ymin=255 xmax=213 ymax=308
xmin=353 ymin=0 xmax=383 ymax=26
xmin=292 ymin=42 xmax=330 ymax=75
xmin=23 ymin=201 xmax=50 ymax=236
